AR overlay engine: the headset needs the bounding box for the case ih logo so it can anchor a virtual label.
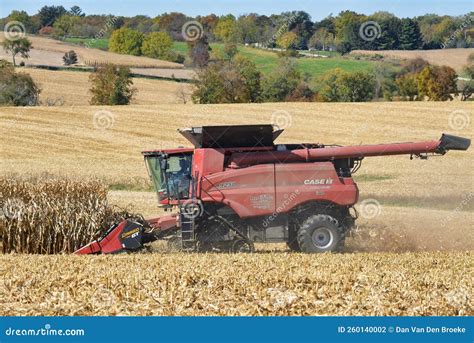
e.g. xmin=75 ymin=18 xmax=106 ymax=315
xmin=304 ymin=178 xmax=334 ymax=185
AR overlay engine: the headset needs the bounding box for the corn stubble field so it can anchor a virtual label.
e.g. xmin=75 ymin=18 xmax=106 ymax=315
xmin=0 ymin=101 xmax=473 ymax=316
xmin=1 ymin=252 xmax=472 ymax=316
xmin=25 ymin=68 xmax=193 ymax=106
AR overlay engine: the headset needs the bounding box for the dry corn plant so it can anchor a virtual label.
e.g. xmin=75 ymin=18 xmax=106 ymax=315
xmin=0 ymin=252 xmax=472 ymax=316
xmin=0 ymin=177 xmax=135 ymax=254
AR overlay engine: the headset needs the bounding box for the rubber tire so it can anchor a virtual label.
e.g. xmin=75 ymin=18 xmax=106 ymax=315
xmin=297 ymin=214 xmax=342 ymax=253
xmin=286 ymin=238 xmax=301 ymax=252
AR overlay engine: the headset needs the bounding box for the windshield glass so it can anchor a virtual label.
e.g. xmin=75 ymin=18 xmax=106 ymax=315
xmin=146 ymin=153 xmax=192 ymax=201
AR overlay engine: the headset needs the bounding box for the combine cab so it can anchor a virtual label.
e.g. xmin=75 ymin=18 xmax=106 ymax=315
xmin=75 ymin=125 xmax=470 ymax=254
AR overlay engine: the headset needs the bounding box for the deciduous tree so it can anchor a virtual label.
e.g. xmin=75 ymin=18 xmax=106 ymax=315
xmin=109 ymin=28 xmax=144 ymax=56
xmin=141 ymin=32 xmax=173 ymax=59
xmin=89 ymin=64 xmax=136 ymax=105
xmin=417 ymin=65 xmax=457 ymax=100
xmin=2 ymin=37 xmax=32 ymax=66
xmin=0 ymin=60 xmax=40 ymax=106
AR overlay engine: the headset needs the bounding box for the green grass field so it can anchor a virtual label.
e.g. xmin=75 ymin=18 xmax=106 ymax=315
xmin=63 ymin=38 xmax=373 ymax=76
xmin=173 ymin=41 xmax=373 ymax=76
xmin=63 ymin=37 xmax=110 ymax=50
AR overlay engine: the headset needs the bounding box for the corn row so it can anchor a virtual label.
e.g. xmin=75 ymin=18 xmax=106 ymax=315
xmin=0 ymin=177 xmax=127 ymax=254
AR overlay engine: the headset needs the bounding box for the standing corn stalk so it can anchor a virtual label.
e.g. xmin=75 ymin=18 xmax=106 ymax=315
xmin=0 ymin=177 xmax=130 ymax=254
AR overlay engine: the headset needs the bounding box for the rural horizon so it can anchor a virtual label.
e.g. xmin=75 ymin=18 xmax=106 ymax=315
xmin=1 ymin=0 xmax=472 ymax=20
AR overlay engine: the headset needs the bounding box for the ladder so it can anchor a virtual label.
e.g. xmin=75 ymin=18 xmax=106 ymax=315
xmin=179 ymin=210 xmax=196 ymax=250
xmin=179 ymin=172 xmax=199 ymax=251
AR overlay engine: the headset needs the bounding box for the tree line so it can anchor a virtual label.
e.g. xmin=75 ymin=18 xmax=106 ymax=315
xmin=192 ymin=54 xmax=472 ymax=103
xmin=2 ymin=52 xmax=472 ymax=106
xmin=1 ymin=6 xmax=473 ymax=53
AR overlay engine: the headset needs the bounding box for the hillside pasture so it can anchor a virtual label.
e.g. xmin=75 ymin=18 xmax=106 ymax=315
xmin=351 ymin=48 xmax=474 ymax=72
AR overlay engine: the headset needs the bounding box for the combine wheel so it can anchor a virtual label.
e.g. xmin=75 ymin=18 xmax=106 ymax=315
xmin=230 ymin=239 xmax=255 ymax=253
xmin=297 ymin=215 xmax=342 ymax=253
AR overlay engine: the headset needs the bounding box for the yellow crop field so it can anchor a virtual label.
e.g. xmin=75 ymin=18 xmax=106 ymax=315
xmin=0 ymin=34 xmax=183 ymax=69
xmin=351 ymin=48 xmax=474 ymax=71
xmin=1 ymin=101 xmax=472 ymax=316
xmin=0 ymin=252 xmax=472 ymax=316
xmin=25 ymin=68 xmax=193 ymax=105
xmin=1 ymin=102 xmax=472 ymax=197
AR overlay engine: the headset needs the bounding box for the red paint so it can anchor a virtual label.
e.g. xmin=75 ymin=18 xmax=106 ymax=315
xmin=74 ymin=221 xmax=127 ymax=254
xmin=228 ymin=140 xmax=441 ymax=167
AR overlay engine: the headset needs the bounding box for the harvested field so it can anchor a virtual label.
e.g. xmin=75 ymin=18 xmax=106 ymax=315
xmin=25 ymin=68 xmax=193 ymax=105
xmin=351 ymin=48 xmax=474 ymax=71
xmin=0 ymin=252 xmax=471 ymax=316
xmin=1 ymin=102 xmax=471 ymax=200
xmin=129 ymin=67 xmax=195 ymax=80
xmin=0 ymin=34 xmax=183 ymax=69
xmin=0 ymin=102 xmax=472 ymax=316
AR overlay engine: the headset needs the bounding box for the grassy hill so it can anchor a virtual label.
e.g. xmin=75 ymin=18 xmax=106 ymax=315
xmin=174 ymin=41 xmax=374 ymax=75
xmin=63 ymin=37 xmax=374 ymax=77
xmin=64 ymin=37 xmax=109 ymax=50
xmin=351 ymin=48 xmax=474 ymax=73
xmin=0 ymin=35 xmax=183 ymax=69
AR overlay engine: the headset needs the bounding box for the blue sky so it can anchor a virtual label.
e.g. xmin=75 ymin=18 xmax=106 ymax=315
xmin=1 ymin=0 xmax=472 ymax=20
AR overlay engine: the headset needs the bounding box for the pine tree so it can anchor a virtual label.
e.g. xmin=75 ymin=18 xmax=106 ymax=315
xmin=399 ymin=18 xmax=422 ymax=50
xmin=63 ymin=50 xmax=78 ymax=65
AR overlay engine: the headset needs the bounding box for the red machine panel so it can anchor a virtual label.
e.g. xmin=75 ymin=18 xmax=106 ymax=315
xmin=192 ymin=148 xmax=225 ymax=177
xmin=274 ymin=162 xmax=358 ymax=210
xmin=200 ymin=164 xmax=276 ymax=217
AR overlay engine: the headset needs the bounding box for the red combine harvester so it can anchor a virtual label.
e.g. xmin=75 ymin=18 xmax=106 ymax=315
xmin=75 ymin=125 xmax=470 ymax=254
